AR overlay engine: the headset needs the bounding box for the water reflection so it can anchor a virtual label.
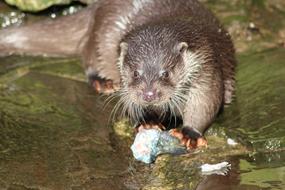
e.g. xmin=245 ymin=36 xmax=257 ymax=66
xmin=196 ymin=152 xmax=285 ymax=190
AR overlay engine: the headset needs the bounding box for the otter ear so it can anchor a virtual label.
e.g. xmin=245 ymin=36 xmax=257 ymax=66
xmin=117 ymin=42 xmax=128 ymax=71
xmin=176 ymin=42 xmax=188 ymax=54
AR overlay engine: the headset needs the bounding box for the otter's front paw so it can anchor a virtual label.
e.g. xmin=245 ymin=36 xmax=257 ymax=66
xmin=91 ymin=79 xmax=119 ymax=94
xmin=169 ymin=127 xmax=207 ymax=150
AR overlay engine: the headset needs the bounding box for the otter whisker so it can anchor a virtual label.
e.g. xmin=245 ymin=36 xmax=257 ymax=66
xmin=159 ymin=104 xmax=168 ymax=120
xmin=168 ymin=101 xmax=178 ymax=127
xmin=103 ymin=91 xmax=120 ymax=110
xmin=170 ymin=96 xmax=184 ymax=119
xmin=110 ymin=95 xmax=126 ymax=123
xmin=109 ymin=89 xmax=129 ymax=122
xmin=136 ymin=104 xmax=145 ymax=123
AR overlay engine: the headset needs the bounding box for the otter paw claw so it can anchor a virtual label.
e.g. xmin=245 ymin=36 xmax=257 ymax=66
xmin=196 ymin=137 xmax=208 ymax=148
xmin=169 ymin=128 xmax=207 ymax=150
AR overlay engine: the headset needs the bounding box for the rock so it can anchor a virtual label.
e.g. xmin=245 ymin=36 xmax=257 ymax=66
xmin=0 ymin=56 xmax=131 ymax=189
xmin=4 ymin=0 xmax=97 ymax=12
xmin=131 ymin=129 xmax=186 ymax=164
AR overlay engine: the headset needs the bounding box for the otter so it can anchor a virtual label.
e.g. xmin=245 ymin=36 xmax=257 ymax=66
xmin=0 ymin=0 xmax=236 ymax=148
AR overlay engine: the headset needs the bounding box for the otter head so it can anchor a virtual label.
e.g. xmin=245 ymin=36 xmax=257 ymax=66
xmin=116 ymin=27 xmax=203 ymax=120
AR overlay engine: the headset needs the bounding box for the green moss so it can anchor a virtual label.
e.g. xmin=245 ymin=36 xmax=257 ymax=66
xmin=5 ymin=0 xmax=72 ymax=12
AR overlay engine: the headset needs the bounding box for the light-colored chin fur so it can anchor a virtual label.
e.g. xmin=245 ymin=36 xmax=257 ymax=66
xmin=113 ymin=85 xmax=182 ymax=123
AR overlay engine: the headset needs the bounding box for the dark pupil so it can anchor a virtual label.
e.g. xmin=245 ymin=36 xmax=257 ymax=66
xmin=134 ymin=71 xmax=139 ymax=78
xmin=162 ymin=71 xmax=169 ymax=78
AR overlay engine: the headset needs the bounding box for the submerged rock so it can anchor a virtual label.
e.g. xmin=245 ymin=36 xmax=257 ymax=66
xmin=0 ymin=56 xmax=131 ymax=189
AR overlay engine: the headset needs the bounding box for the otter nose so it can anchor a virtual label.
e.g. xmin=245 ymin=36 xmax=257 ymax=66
xmin=143 ymin=90 xmax=156 ymax=102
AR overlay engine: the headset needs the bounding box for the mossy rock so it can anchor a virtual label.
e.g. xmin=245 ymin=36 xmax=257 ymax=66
xmin=4 ymin=0 xmax=96 ymax=12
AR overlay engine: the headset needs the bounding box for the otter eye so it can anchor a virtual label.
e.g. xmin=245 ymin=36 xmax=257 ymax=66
xmin=133 ymin=70 xmax=141 ymax=79
xmin=160 ymin=71 xmax=169 ymax=79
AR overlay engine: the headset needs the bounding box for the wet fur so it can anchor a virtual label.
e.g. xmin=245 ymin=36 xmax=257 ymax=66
xmin=0 ymin=0 xmax=236 ymax=135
